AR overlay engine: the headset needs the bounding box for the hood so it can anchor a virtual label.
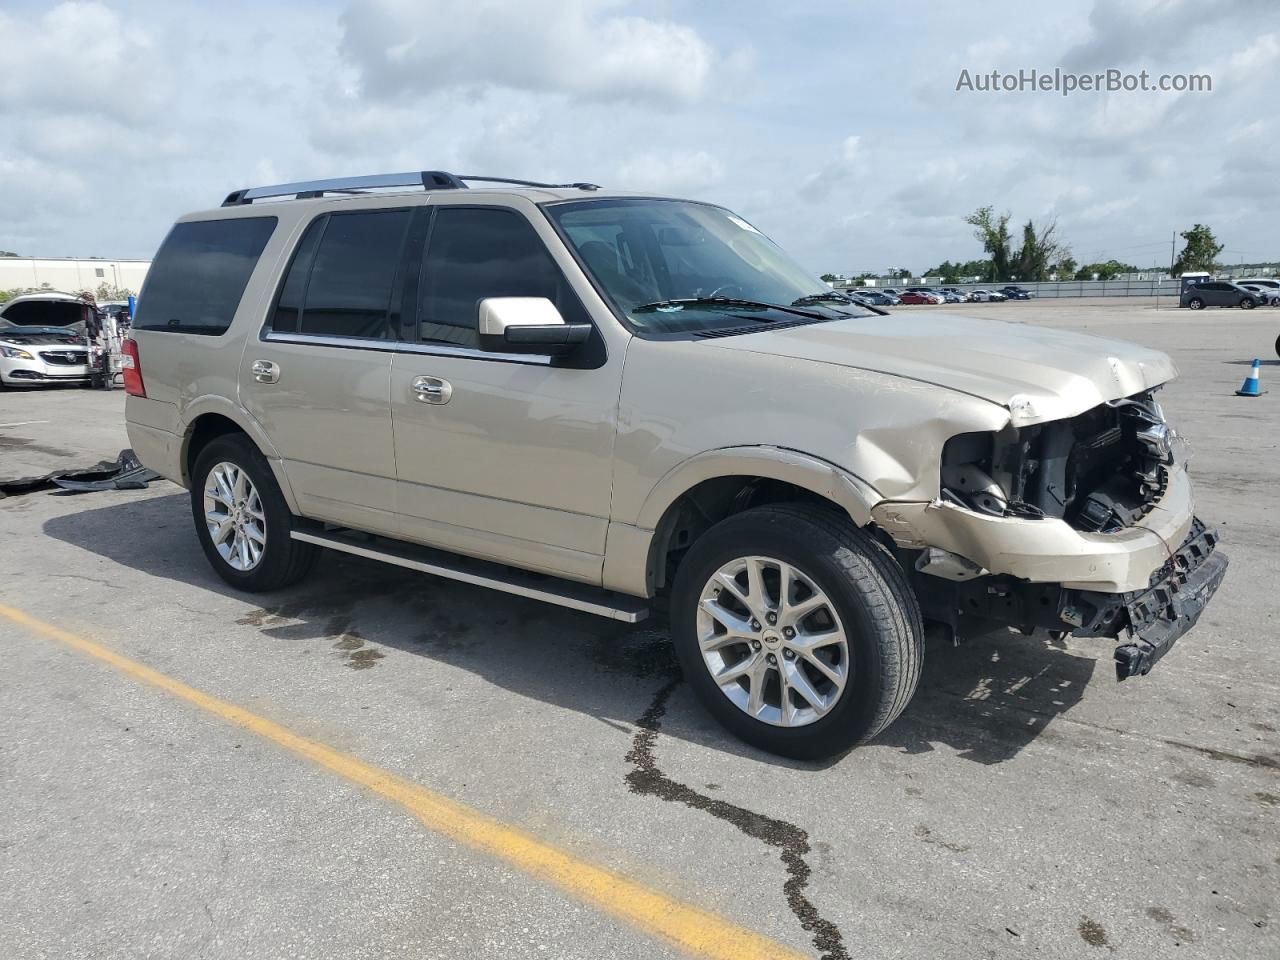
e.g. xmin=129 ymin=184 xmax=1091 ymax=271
xmin=711 ymin=312 xmax=1177 ymax=426
xmin=0 ymin=333 xmax=86 ymax=347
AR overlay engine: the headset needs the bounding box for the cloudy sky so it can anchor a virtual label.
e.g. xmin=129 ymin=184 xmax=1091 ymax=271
xmin=1 ymin=0 xmax=1276 ymax=275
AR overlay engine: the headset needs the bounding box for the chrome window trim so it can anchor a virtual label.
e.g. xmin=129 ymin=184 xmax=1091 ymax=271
xmin=261 ymin=330 xmax=552 ymax=366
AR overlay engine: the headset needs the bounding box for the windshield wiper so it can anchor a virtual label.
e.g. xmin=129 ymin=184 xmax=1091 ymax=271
xmin=791 ymin=290 xmax=888 ymax=316
xmin=632 ymin=297 xmax=827 ymax=320
xmin=790 ymin=292 xmax=854 ymax=306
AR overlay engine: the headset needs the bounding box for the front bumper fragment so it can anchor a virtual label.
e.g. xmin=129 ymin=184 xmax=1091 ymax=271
xmin=1113 ymin=522 xmax=1227 ymax=680
xmin=873 ymin=463 xmax=1196 ymax=594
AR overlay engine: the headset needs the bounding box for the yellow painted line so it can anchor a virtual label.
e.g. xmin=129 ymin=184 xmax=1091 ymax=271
xmin=0 ymin=603 xmax=809 ymax=960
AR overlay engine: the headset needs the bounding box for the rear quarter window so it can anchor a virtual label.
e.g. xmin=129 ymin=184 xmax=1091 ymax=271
xmin=134 ymin=217 xmax=277 ymax=335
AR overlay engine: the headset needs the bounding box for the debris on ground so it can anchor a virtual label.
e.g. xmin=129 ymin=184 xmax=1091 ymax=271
xmin=0 ymin=449 xmax=161 ymax=498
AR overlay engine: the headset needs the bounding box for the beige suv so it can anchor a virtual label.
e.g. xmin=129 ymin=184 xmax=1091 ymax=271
xmin=124 ymin=171 xmax=1227 ymax=759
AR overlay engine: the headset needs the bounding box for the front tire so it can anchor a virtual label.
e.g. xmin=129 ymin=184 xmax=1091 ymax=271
xmin=670 ymin=503 xmax=923 ymax=760
xmin=1241 ymin=297 xmax=1256 ymax=310
xmin=190 ymin=434 xmax=317 ymax=591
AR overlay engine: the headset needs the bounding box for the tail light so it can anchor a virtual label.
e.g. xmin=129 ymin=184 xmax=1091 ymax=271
xmin=121 ymin=338 xmax=146 ymax=397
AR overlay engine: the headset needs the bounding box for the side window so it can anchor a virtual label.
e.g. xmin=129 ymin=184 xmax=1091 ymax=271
xmin=270 ymin=218 xmax=323 ymax=333
xmin=134 ymin=217 xmax=277 ymax=335
xmin=272 ymin=209 xmax=411 ymax=339
xmin=418 ymin=207 xmax=585 ymax=348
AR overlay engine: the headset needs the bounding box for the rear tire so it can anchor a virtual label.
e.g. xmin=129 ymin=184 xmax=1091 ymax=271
xmin=669 ymin=503 xmax=923 ymax=760
xmin=1274 ymin=333 xmax=1280 ymax=360
xmin=190 ymin=434 xmax=317 ymax=592
xmin=1187 ymin=297 xmax=1204 ymax=310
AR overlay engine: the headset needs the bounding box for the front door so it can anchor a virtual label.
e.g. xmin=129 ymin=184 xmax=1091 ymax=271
xmin=389 ymin=203 xmax=620 ymax=585
xmin=240 ymin=206 xmax=415 ymax=533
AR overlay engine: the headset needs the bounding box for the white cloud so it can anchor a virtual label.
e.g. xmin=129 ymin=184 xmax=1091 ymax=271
xmin=339 ymin=0 xmax=717 ymax=103
xmin=616 ymin=151 xmax=724 ymax=192
xmin=0 ymin=2 xmax=167 ymax=123
xmin=0 ymin=0 xmax=1273 ymax=280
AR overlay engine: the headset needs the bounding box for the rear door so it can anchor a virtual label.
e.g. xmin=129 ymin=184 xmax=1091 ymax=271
xmin=388 ymin=202 xmax=619 ymax=584
xmin=240 ymin=206 xmax=416 ymax=534
xmin=1202 ymin=282 xmax=1230 ymax=306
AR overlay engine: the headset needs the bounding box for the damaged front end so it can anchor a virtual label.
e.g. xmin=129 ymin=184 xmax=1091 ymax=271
xmin=915 ymin=519 xmax=1226 ymax=679
xmin=939 ymin=388 xmax=1177 ymax=533
xmin=877 ymin=387 xmax=1228 ymax=679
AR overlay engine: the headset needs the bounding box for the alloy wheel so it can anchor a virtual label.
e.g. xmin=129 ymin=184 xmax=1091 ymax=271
xmin=203 ymin=461 xmax=267 ymax=571
xmin=696 ymin=555 xmax=851 ymax=727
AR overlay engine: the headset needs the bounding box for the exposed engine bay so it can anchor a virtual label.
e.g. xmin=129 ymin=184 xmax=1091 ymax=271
xmin=908 ymin=388 xmax=1228 ymax=680
xmin=939 ymin=388 xmax=1176 ymax=533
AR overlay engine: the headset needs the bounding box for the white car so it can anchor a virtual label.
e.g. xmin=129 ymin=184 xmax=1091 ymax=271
xmin=969 ymin=289 xmax=1007 ymax=302
xmin=1240 ymin=284 xmax=1280 ymax=306
xmin=0 ymin=292 xmax=93 ymax=387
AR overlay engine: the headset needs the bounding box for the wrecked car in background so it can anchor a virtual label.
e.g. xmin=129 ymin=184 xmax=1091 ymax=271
xmin=123 ymin=170 xmax=1227 ymax=759
xmin=0 ymin=292 xmax=95 ymax=387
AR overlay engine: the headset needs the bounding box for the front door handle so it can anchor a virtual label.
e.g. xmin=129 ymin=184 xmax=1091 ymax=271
xmin=251 ymin=359 xmax=280 ymax=384
xmin=412 ymin=375 xmax=452 ymax=404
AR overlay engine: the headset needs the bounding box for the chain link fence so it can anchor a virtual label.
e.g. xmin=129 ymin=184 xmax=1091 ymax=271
xmin=951 ymin=278 xmax=1182 ymax=298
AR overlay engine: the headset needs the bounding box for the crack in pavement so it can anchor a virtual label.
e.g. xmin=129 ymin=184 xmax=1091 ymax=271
xmin=625 ymin=678 xmax=850 ymax=960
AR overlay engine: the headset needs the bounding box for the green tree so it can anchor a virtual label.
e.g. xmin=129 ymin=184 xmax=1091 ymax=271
xmin=1011 ymin=218 xmax=1066 ymax=282
xmin=1172 ymin=224 xmax=1223 ymax=275
xmin=1073 ymin=259 xmax=1139 ymax=281
xmin=965 ymin=206 xmax=1012 ymax=282
xmin=820 ymin=273 xmax=839 ymax=283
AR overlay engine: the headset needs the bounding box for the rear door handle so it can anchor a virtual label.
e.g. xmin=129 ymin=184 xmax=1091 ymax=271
xmin=251 ymin=359 xmax=280 ymax=384
xmin=412 ymin=375 xmax=452 ymax=404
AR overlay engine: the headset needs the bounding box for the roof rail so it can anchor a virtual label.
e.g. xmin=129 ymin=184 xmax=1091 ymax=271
xmin=456 ymin=175 xmax=601 ymax=191
xmin=221 ymin=171 xmax=599 ymax=206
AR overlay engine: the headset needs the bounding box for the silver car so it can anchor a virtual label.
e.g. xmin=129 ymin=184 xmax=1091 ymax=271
xmin=123 ymin=171 xmax=1227 ymax=759
xmin=0 ymin=293 xmax=93 ymax=387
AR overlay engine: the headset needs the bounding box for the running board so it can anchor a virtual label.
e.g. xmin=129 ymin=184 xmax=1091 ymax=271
xmin=290 ymin=526 xmax=649 ymax=623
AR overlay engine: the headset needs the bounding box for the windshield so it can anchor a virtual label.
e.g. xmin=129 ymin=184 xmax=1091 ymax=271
xmin=546 ymin=199 xmax=871 ymax=334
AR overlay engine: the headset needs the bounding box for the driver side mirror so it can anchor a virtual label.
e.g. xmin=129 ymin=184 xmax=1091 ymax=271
xmin=477 ymin=298 xmax=591 ymax=355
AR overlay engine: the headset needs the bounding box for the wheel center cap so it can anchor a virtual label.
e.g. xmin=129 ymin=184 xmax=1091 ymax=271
xmin=762 ymin=631 xmax=782 ymax=648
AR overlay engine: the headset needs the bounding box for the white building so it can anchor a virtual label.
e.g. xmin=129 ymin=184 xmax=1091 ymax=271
xmin=0 ymin=257 xmax=150 ymax=295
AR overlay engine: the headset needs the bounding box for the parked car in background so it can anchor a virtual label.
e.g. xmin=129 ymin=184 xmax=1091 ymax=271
xmin=852 ymin=290 xmax=899 ymax=306
xmin=1181 ymin=281 xmax=1261 ymax=310
xmin=0 ymin=292 xmax=94 ymax=387
xmin=1240 ymin=284 xmax=1280 ymax=306
xmin=969 ymin=289 xmax=1007 ymax=302
xmin=937 ymin=290 xmax=965 ymax=304
xmin=99 ymin=300 xmax=133 ymax=324
xmin=897 ymin=291 xmax=942 ymax=304
xmin=940 ymin=287 xmax=970 ymax=302
xmin=1000 ymin=285 xmax=1034 ymax=300
xmin=1237 ymin=278 xmax=1279 ymax=293
xmin=0 ymin=325 xmax=92 ymax=387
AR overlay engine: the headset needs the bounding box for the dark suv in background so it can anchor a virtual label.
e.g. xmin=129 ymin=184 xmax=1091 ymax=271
xmin=1181 ymin=281 xmax=1261 ymax=310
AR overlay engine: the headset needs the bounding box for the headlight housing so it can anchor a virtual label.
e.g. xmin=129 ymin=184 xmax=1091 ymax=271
xmin=0 ymin=345 xmax=34 ymax=359
xmin=940 ymin=388 xmax=1175 ymax=533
